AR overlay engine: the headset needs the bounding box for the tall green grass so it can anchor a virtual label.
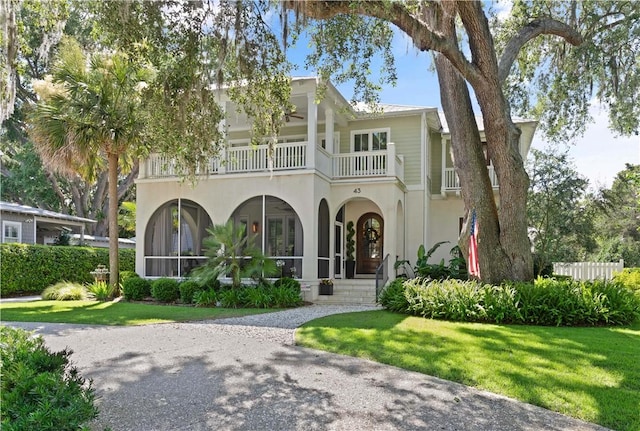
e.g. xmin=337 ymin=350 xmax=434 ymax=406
xmin=379 ymin=277 xmax=639 ymax=326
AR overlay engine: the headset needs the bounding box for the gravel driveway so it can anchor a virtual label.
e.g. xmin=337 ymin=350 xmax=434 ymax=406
xmin=5 ymin=306 xmax=609 ymax=431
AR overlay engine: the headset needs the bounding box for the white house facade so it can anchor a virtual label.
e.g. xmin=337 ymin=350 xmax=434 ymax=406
xmin=135 ymin=77 xmax=537 ymax=303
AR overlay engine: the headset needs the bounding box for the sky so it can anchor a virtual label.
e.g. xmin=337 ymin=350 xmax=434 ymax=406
xmin=286 ymin=21 xmax=639 ymax=191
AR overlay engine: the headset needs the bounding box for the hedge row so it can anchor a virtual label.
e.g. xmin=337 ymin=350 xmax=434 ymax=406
xmin=378 ymin=277 xmax=640 ymax=326
xmin=0 ymin=243 xmax=135 ymax=296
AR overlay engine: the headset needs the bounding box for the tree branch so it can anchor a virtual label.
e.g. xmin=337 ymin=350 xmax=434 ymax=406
xmin=117 ymin=161 xmax=138 ymax=201
xmin=498 ymin=18 xmax=583 ymax=84
xmin=282 ymin=0 xmax=484 ymax=87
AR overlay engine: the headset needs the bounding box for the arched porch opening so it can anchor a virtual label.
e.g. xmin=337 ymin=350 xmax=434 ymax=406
xmin=144 ymin=199 xmax=211 ymax=277
xmin=231 ymin=195 xmax=304 ymax=278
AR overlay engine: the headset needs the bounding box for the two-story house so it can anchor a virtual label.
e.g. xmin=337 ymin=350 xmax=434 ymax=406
xmin=135 ymin=77 xmax=537 ymax=303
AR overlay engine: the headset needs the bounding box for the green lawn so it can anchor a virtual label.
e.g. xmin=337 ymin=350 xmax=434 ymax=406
xmin=0 ymin=300 xmax=275 ymax=326
xmin=296 ymin=310 xmax=640 ymax=431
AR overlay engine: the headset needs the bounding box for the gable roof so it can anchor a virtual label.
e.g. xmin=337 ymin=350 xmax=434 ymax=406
xmin=438 ymin=111 xmax=537 ymax=134
xmin=0 ymin=201 xmax=96 ymax=224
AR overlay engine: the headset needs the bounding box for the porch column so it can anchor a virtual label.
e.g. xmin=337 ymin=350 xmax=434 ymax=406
xmin=139 ymin=158 xmax=147 ymax=178
xmin=306 ymin=92 xmax=317 ymax=169
xmin=387 ymin=142 xmax=396 ymax=178
xmin=441 ymin=138 xmax=447 ymax=195
xmin=324 ymin=107 xmax=334 ymax=153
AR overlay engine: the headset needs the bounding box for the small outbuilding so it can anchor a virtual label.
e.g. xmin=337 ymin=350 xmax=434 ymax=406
xmin=0 ymin=201 xmax=96 ymax=245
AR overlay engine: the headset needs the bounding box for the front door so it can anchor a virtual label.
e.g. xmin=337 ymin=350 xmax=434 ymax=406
xmin=356 ymin=213 xmax=383 ymax=274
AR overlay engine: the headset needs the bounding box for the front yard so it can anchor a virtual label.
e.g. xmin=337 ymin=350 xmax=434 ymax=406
xmin=0 ymin=299 xmax=275 ymax=326
xmin=296 ymin=310 xmax=640 ymax=431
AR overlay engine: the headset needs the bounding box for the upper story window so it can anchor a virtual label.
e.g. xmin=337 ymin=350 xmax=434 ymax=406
xmin=351 ymin=128 xmax=390 ymax=152
xmin=2 ymin=221 xmax=22 ymax=243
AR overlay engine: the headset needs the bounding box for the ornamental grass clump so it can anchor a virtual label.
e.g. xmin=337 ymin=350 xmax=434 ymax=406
xmin=378 ymin=276 xmax=639 ymax=326
xmin=41 ymin=281 xmax=88 ymax=301
xmin=86 ymin=280 xmax=115 ymax=301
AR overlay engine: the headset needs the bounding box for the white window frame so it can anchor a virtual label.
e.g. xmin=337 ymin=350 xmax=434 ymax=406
xmin=2 ymin=221 xmax=22 ymax=243
xmin=350 ymin=128 xmax=391 ymax=153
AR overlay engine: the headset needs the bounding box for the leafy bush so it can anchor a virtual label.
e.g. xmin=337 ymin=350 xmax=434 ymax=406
xmin=273 ymin=277 xmax=301 ymax=292
xmin=119 ymin=270 xmax=139 ymax=284
xmin=270 ymin=284 xmax=303 ymax=308
xmin=395 ymin=242 xmax=467 ymax=281
xmin=41 ymin=281 xmax=88 ymax=301
xmin=179 ymin=280 xmax=201 ymax=304
xmin=0 ymin=327 xmax=97 ymax=430
xmin=194 ymin=289 xmax=218 ymax=307
xmin=122 ymin=277 xmax=151 ymax=301
xmin=0 ymin=243 xmax=135 ymax=296
xmin=86 ymin=281 xmax=115 ymax=301
xmin=241 ymin=286 xmax=272 ymax=308
xmin=381 ymin=277 xmax=640 ymax=326
xmin=377 ymin=278 xmax=408 ymax=311
xmin=217 ymin=288 xmax=244 ymax=308
xmin=151 ymin=278 xmax=180 ymax=303
xmin=613 ymin=268 xmax=640 ymax=291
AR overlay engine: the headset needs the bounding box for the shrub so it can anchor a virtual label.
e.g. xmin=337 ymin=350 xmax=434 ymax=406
xmin=217 ymin=288 xmax=244 ymax=308
xmin=0 ymin=327 xmax=97 ymax=430
xmin=377 ymin=278 xmax=408 ymax=311
xmin=194 ymin=289 xmax=218 ymax=307
xmin=0 ymin=243 xmax=135 ymax=296
xmin=273 ymin=277 xmax=301 ymax=293
xmin=41 ymin=281 xmax=88 ymax=301
xmin=86 ymin=280 xmax=115 ymax=301
xmin=242 ymin=286 xmax=273 ymax=308
xmin=119 ymin=270 xmax=139 ymax=285
xmin=151 ymin=278 xmax=180 ymax=303
xmin=122 ymin=277 xmax=151 ymax=301
xmin=269 ymin=284 xmax=303 ymax=308
xmin=613 ymin=268 xmax=640 ymax=292
xmin=179 ymin=280 xmax=201 ymax=304
xmin=381 ymin=277 xmax=640 ymax=326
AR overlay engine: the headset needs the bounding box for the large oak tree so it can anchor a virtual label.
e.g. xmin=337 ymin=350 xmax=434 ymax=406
xmin=283 ymin=0 xmax=639 ymax=283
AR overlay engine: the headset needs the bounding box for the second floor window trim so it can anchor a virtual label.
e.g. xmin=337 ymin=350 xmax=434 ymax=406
xmin=350 ymin=128 xmax=391 ymax=153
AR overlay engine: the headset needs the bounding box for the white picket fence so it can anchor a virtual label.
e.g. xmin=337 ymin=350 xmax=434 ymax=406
xmin=553 ymin=260 xmax=624 ymax=281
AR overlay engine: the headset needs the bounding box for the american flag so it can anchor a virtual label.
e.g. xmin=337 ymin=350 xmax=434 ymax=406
xmin=469 ymin=209 xmax=480 ymax=278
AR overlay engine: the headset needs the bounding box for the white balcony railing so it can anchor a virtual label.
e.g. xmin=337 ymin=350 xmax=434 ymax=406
xmin=443 ymin=166 xmax=499 ymax=191
xmin=142 ymin=141 xmax=404 ymax=182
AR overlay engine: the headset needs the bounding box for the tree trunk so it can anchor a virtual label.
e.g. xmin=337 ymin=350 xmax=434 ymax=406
xmin=457 ymin=1 xmax=534 ymax=281
xmin=107 ymin=152 xmax=120 ymax=289
xmin=431 ymin=4 xmax=513 ymax=284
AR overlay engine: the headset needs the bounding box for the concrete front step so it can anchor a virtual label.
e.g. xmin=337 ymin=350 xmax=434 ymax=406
xmin=312 ymin=280 xmax=378 ymax=305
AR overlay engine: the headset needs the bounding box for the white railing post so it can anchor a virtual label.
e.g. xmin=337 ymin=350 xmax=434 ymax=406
xmin=441 ymin=138 xmax=447 ymax=194
xmin=218 ymin=145 xmax=227 ymax=174
xmin=387 ymin=142 xmax=396 ymax=177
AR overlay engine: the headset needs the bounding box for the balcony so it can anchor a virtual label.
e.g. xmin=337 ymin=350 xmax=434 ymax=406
xmin=442 ymin=166 xmax=499 ymax=194
xmin=140 ymin=141 xmax=404 ymax=183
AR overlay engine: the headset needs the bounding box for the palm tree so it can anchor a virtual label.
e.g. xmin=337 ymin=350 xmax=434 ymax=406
xmin=29 ymin=37 xmax=154 ymax=288
xmin=194 ymin=220 xmax=277 ymax=289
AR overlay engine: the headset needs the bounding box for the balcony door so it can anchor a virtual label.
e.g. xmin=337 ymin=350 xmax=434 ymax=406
xmin=356 ymin=213 xmax=383 ymax=274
